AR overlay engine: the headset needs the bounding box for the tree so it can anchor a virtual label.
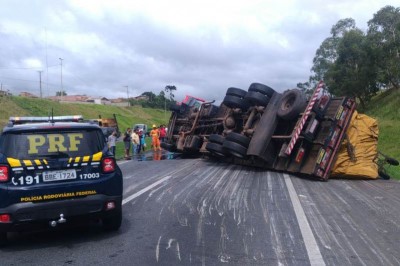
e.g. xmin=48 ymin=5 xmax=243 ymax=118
xmin=56 ymin=90 xmax=67 ymax=96
xmin=311 ymin=19 xmax=356 ymax=85
xmin=325 ymin=29 xmax=379 ymax=109
xmin=367 ymin=5 xmax=400 ymax=90
xmin=164 ymin=85 xmax=176 ymax=101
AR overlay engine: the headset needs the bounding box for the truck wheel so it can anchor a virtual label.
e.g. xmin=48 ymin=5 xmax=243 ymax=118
xmin=226 ymin=132 xmax=250 ymax=148
xmin=161 ymin=142 xmax=176 ymax=152
xmin=186 ymin=136 xmax=202 ymax=151
xmin=169 ymin=104 xmax=181 ymax=112
xmin=248 ymin=83 xmax=276 ymax=97
xmin=379 ymin=170 xmax=391 ymax=180
xmin=277 ymin=89 xmax=307 ymax=120
xmin=103 ymin=208 xmax=122 ymax=231
xmin=209 ymin=134 xmax=225 ymax=145
xmin=223 ymin=140 xmax=247 ymax=158
xmin=386 ymin=157 xmax=399 ymax=166
xmin=244 ymin=91 xmax=270 ymax=106
xmin=226 ymin=87 xmax=247 ymax=98
xmin=206 ymin=142 xmax=227 ymax=157
xmin=223 ymin=95 xmax=249 ymax=110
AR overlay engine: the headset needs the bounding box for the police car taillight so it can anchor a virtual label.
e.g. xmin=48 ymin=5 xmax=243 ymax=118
xmin=0 ymin=166 xmax=9 ymax=182
xmin=0 ymin=214 xmax=11 ymax=223
xmin=101 ymin=158 xmax=116 ymax=173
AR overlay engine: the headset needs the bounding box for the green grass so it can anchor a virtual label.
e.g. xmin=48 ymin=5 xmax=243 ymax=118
xmin=0 ymin=96 xmax=170 ymax=136
xmin=365 ymin=89 xmax=400 ymax=180
xmin=0 ymin=96 xmax=168 ymax=162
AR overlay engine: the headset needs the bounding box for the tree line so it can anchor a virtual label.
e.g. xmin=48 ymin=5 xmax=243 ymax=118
xmin=131 ymin=85 xmax=177 ymax=109
xmin=298 ymin=5 xmax=400 ymax=110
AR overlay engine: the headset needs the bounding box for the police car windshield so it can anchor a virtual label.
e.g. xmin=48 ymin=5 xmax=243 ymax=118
xmin=0 ymin=129 xmax=104 ymax=159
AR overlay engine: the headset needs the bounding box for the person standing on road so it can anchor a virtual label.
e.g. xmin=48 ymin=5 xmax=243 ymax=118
xmin=159 ymin=125 xmax=166 ymax=143
xmin=107 ymin=131 xmax=117 ymax=156
xmin=140 ymin=130 xmax=146 ymax=152
xmin=150 ymin=124 xmax=161 ymax=151
xmin=123 ymin=128 xmax=132 ymax=159
xmin=131 ymin=129 xmax=140 ymax=157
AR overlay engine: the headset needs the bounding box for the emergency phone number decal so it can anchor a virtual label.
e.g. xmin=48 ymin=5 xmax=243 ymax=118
xmin=11 ymin=172 xmax=100 ymax=186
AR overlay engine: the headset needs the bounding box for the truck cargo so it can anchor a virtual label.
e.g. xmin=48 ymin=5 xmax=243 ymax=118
xmin=161 ymin=81 xmax=397 ymax=180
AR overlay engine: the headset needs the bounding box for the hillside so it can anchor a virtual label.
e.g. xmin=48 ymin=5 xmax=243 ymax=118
xmin=0 ymin=96 xmax=170 ymax=132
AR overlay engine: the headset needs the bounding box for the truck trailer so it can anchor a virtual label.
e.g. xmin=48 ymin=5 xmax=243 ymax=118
xmin=161 ymin=81 xmax=389 ymax=180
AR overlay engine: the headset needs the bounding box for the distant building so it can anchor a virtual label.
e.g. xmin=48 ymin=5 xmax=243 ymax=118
xmin=19 ymin=92 xmax=38 ymax=98
xmin=0 ymin=90 xmax=12 ymax=97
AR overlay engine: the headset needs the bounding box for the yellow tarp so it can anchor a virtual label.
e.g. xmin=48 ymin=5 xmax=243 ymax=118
xmin=331 ymin=111 xmax=379 ymax=179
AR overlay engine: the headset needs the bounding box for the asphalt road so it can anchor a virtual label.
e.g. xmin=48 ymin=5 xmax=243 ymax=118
xmin=1 ymin=151 xmax=400 ymax=265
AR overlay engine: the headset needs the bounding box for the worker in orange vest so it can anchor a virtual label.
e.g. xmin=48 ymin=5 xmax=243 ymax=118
xmin=150 ymin=124 xmax=161 ymax=151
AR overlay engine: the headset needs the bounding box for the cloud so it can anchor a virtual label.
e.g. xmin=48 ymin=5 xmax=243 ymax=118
xmin=0 ymin=0 xmax=396 ymax=102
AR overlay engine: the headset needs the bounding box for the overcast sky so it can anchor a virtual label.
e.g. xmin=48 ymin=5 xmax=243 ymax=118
xmin=0 ymin=0 xmax=396 ymax=101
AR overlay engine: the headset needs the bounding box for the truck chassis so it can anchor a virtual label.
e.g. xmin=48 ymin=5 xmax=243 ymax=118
xmin=162 ymin=81 xmax=356 ymax=180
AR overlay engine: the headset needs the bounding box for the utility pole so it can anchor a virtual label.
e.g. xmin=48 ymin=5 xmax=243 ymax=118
xmin=124 ymin=85 xmax=130 ymax=106
xmin=38 ymin=71 xmax=43 ymax=98
xmin=59 ymin=58 xmax=63 ymax=101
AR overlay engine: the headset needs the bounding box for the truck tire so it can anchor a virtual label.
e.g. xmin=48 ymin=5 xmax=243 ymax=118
xmin=185 ymin=135 xmax=202 ymax=151
xmin=248 ymin=83 xmax=276 ymax=97
xmin=226 ymin=87 xmax=247 ymax=98
xmin=169 ymin=104 xmax=181 ymax=112
xmin=226 ymin=132 xmax=250 ymax=148
xmin=223 ymin=140 xmax=247 ymax=158
xmin=206 ymin=142 xmax=227 ymax=157
xmin=161 ymin=142 xmax=176 ymax=152
xmin=277 ymin=89 xmax=307 ymax=120
xmin=223 ymin=95 xmax=249 ymax=110
xmin=209 ymin=134 xmax=225 ymax=145
xmin=244 ymin=91 xmax=270 ymax=107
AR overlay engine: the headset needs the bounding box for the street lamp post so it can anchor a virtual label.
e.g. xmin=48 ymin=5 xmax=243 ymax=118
xmin=59 ymin=58 xmax=63 ymax=101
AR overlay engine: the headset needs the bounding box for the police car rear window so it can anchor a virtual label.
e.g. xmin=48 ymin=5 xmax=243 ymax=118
xmin=0 ymin=129 xmax=104 ymax=159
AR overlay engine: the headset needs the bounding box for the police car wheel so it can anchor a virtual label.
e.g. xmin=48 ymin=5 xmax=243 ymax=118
xmin=0 ymin=233 xmax=7 ymax=246
xmin=103 ymin=209 xmax=122 ymax=231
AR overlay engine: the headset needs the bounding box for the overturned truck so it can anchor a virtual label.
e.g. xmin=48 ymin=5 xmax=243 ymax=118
xmin=162 ymin=81 xmax=394 ymax=180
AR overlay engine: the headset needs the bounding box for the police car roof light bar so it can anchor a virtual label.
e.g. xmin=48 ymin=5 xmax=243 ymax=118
xmin=9 ymin=115 xmax=84 ymax=124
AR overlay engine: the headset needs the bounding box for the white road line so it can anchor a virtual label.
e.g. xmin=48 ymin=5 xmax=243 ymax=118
xmin=122 ymin=175 xmax=172 ymax=205
xmin=284 ymin=174 xmax=325 ymax=266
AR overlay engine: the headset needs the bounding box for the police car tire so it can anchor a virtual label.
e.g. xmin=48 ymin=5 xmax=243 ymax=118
xmin=222 ymin=95 xmax=249 ymax=110
xmin=223 ymin=140 xmax=247 ymax=158
xmin=244 ymin=91 xmax=270 ymax=107
xmin=226 ymin=87 xmax=247 ymax=98
xmin=103 ymin=208 xmax=122 ymax=231
xmin=226 ymin=132 xmax=251 ymax=148
xmin=277 ymin=89 xmax=307 ymax=120
xmin=0 ymin=233 xmax=7 ymax=246
xmin=209 ymin=134 xmax=225 ymax=145
xmin=248 ymin=83 xmax=276 ymax=97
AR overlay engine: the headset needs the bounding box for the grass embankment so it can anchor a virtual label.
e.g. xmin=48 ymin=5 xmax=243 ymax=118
xmin=365 ymin=89 xmax=400 ymax=180
xmin=0 ymin=95 xmax=169 ymax=159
